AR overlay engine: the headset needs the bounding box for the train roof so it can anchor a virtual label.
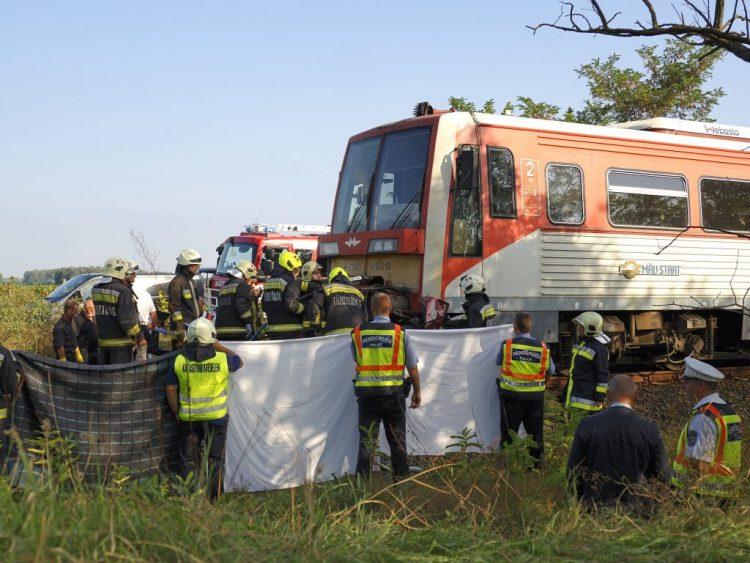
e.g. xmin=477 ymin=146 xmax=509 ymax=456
xmin=354 ymin=110 xmax=750 ymax=154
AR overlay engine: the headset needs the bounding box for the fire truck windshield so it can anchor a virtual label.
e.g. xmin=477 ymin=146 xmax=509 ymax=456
xmin=331 ymin=127 xmax=430 ymax=233
xmin=217 ymin=242 xmax=257 ymax=274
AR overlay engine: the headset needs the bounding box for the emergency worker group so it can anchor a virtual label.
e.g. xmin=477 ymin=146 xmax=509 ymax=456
xmin=2 ymin=249 xmax=741 ymax=505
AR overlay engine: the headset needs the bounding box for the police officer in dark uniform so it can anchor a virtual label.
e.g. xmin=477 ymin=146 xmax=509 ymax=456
xmin=261 ymin=250 xmax=305 ymax=339
xmin=91 ymin=257 xmax=144 ymax=365
xmin=168 ymin=248 xmax=204 ymax=346
xmin=564 ymin=311 xmax=610 ymax=414
xmin=215 ymin=260 xmax=261 ymax=340
xmin=458 ymin=274 xmax=496 ymax=328
xmin=316 ymin=267 xmax=368 ymax=335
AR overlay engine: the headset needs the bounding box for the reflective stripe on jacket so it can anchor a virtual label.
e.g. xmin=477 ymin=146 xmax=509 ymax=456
xmin=322 ymin=282 xmax=367 ymax=334
xmin=462 ymin=292 xmax=496 ymax=328
xmin=499 ymin=336 xmax=549 ymax=398
xmin=565 ymin=337 xmax=609 ymax=412
xmin=672 ymin=401 xmax=742 ymax=497
xmin=92 ymin=280 xmax=141 ymax=349
xmin=215 ymin=278 xmax=260 ymax=339
xmin=352 ymin=321 xmax=406 ymax=396
xmin=174 ymin=351 xmax=230 ymax=421
xmin=261 ymin=266 xmax=303 ymax=337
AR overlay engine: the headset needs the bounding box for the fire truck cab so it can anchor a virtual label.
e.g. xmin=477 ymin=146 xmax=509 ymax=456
xmin=207 ymin=223 xmax=330 ymax=312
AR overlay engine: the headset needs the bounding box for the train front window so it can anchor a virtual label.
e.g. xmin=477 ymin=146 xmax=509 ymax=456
xmin=369 ymin=127 xmax=431 ymax=231
xmin=331 ymin=137 xmax=381 ymax=233
xmin=607 ymin=170 xmax=688 ymax=229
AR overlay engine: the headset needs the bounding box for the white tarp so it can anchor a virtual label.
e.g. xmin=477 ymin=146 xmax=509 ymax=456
xmin=225 ymin=324 xmax=513 ymax=492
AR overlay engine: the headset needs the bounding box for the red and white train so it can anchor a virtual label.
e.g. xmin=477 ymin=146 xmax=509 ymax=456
xmin=317 ymin=105 xmax=750 ymax=367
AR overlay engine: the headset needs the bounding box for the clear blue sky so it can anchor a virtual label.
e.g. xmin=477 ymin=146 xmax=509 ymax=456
xmin=2 ymin=1 xmax=748 ymax=276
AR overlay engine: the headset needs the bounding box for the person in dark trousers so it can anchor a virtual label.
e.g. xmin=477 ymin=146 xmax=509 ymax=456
xmin=92 ymin=257 xmax=144 ymax=365
xmin=261 ymin=250 xmax=305 ymax=339
xmin=53 ymin=298 xmax=84 ymax=363
xmin=568 ymin=374 xmax=669 ymax=507
xmin=72 ymin=299 xmax=98 ymax=364
xmin=215 ymin=260 xmax=261 ymax=340
xmin=496 ymin=312 xmax=554 ymax=463
xmin=168 ymin=248 xmax=204 ymax=347
xmin=351 ymin=292 xmax=421 ymax=480
xmin=458 ymin=274 xmax=496 ymax=327
xmin=165 ymin=317 xmax=243 ymax=499
xmin=316 ymin=267 xmax=368 ymax=335
xmin=564 ymin=311 xmax=610 ymax=414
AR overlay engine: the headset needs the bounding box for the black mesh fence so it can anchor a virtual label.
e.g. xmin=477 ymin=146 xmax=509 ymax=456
xmin=6 ymin=351 xmax=179 ymax=481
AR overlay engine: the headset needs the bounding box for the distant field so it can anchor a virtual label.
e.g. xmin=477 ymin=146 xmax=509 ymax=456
xmin=2 ymin=283 xmax=750 ymax=560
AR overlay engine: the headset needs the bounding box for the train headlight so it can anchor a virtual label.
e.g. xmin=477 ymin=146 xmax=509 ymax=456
xmin=368 ymin=238 xmax=398 ymax=253
xmin=318 ymin=242 xmax=340 ymax=257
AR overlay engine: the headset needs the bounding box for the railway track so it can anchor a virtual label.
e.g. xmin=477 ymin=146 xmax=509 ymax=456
xmin=547 ymin=364 xmax=750 ymax=390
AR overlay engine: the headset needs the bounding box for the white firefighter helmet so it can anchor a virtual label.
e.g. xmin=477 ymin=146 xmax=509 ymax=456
xmin=177 ymin=248 xmax=202 ymax=266
xmin=459 ymin=274 xmax=485 ymax=295
xmin=573 ymin=311 xmax=604 ymax=337
xmin=103 ymin=257 xmax=129 ymax=280
xmin=126 ymin=260 xmax=140 ymax=276
xmin=301 ymin=260 xmax=323 ymax=282
xmin=186 ymin=317 xmax=217 ymax=345
xmin=232 ymin=260 xmax=258 ymax=280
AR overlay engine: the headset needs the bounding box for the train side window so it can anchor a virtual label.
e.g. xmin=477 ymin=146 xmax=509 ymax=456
xmin=546 ymin=164 xmax=584 ymax=225
xmin=488 ymin=147 xmax=516 ymax=217
xmin=607 ymin=169 xmax=688 ymax=229
xmin=450 ymin=145 xmax=482 ymax=256
xmin=700 ymin=177 xmax=750 ymax=232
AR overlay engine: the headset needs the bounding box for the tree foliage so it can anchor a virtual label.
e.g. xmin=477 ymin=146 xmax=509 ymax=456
xmin=575 ymin=40 xmax=724 ymax=124
xmin=450 ymin=39 xmax=725 ymax=124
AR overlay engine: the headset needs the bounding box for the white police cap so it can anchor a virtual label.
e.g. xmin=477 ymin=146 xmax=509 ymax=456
xmin=683 ymin=357 xmax=724 ymax=382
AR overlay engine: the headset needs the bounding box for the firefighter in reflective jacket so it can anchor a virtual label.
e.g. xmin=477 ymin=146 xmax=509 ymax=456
xmin=351 ymin=292 xmax=421 ymax=480
xmin=91 ymin=257 xmax=144 ymax=365
xmin=496 ymin=312 xmax=554 ymax=462
xmin=168 ymin=248 xmax=204 ymax=346
xmin=564 ymin=312 xmax=610 ymax=413
xmin=215 ymin=260 xmax=261 ymax=340
xmin=672 ymin=357 xmax=742 ymax=499
xmin=458 ymin=275 xmax=496 ymax=328
xmin=317 ymin=267 xmax=368 ymax=335
xmin=261 ymin=250 xmax=305 ymax=339
xmin=166 ymin=318 xmax=243 ymax=499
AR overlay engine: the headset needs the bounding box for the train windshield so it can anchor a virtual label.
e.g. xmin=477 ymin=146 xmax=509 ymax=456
xmin=331 ymin=127 xmax=431 ymax=233
xmin=217 ymin=242 xmax=257 ymax=274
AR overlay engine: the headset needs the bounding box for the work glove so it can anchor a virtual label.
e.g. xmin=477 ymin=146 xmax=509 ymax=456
xmin=75 ymin=348 xmax=85 ymax=364
xmin=135 ymin=343 xmax=148 ymax=362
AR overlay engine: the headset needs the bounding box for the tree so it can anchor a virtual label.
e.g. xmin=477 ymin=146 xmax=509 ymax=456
xmin=448 ymin=96 xmax=496 ymax=113
xmin=514 ymin=97 xmax=562 ymax=119
xmin=129 ymin=229 xmax=161 ymax=272
xmin=450 ymin=38 xmax=725 ymax=125
xmin=575 ymin=39 xmax=724 ymax=124
xmin=530 ymin=1 xmax=750 ymax=63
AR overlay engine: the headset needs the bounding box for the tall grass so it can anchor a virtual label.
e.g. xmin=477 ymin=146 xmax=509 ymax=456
xmin=0 ymin=283 xmax=56 ymax=355
xmin=2 ymin=399 xmax=750 ymax=561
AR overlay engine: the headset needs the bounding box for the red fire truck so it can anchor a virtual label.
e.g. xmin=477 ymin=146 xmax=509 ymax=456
xmin=207 ymin=223 xmax=329 ymax=312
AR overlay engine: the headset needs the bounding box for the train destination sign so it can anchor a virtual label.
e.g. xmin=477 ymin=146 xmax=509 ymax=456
xmin=619 ymin=260 xmax=681 ymax=279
